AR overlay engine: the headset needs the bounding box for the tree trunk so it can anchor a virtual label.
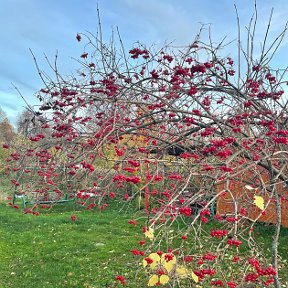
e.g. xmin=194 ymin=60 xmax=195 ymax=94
xmin=272 ymin=191 xmax=281 ymax=288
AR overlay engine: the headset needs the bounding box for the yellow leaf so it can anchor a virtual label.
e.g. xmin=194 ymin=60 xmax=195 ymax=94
xmin=159 ymin=275 xmax=170 ymax=284
xmin=176 ymin=266 xmax=190 ymax=278
xmin=191 ymin=271 xmax=199 ymax=283
xmin=148 ymin=253 xmax=161 ymax=270
xmin=148 ymin=274 xmax=159 ymax=286
xmin=163 ymin=260 xmax=174 ymax=273
xmin=161 ymin=253 xmax=176 ymax=273
xmin=144 ymin=227 xmax=154 ymax=240
xmin=254 ymin=195 xmax=264 ymax=210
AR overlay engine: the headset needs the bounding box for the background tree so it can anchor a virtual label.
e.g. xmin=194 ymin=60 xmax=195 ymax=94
xmin=0 ymin=107 xmax=14 ymax=144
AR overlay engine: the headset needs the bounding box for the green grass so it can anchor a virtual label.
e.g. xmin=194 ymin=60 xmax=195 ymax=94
xmin=0 ymin=174 xmax=11 ymax=201
xmin=0 ymin=202 xmax=145 ymax=288
xmin=1 ymin=200 xmax=288 ymax=288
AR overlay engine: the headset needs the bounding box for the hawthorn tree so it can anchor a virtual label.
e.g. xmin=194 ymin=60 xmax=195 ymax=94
xmin=5 ymin=8 xmax=288 ymax=288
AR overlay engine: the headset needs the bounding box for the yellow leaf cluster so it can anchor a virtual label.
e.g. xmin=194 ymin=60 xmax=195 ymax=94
xmin=148 ymin=274 xmax=170 ymax=286
xmin=143 ymin=252 xmax=178 ymax=286
xmin=143 ymin=253 xmax=176 ymax=272
xmin=143 ymin=253 xmax=199 ymax=285
xmin=143 ymin=253 xmax=160 ymax=269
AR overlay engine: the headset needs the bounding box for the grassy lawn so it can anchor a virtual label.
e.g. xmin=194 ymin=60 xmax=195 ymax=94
xmin=0 ymin=175 xmax=10 ymax=201
xmin=0 ymin=202 xmax=145 ymax=288
xmin=0 ymin=199 xmax=288 ymax=288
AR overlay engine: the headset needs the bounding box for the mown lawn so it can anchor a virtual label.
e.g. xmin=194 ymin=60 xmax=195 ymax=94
xmin=0 ymin=202 xmax=145 ymax=288
xmin=1 ymin=200 xmax=288 ymax=288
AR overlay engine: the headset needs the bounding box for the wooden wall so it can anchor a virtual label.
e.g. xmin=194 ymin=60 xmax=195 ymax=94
xmin=216 ymin=165 xmax=288 ymax=227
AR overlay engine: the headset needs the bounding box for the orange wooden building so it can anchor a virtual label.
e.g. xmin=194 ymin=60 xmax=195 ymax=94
xmin=216 ymin=164 xmax=288 ymax=228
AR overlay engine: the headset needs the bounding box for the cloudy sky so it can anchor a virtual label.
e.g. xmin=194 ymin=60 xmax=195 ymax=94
xmin=1 ymin=0 xmax=288 ymax=125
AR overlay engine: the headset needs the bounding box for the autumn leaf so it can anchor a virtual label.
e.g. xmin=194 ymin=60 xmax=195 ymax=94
xmin=144 ymin=227 xmax=154 ymax=240
xmin=159 ymin=275 xmax=169 ymax=284
xmin=254 ymin=195 xmax=264 ymax=210
xmin=148 ymin=274 xmax=159 ymax=286
xmin=191 ymin=271 xmax=199 ymax=283
xmin=143 ymin=253 xmax=160 ymax=269
xmin=147 ymin=274 xmax=170 ymax=286
xmin=176 ymin=266 xmax=190 ymax=278
xmin=161 ymin=253 xmax=176 ymax=273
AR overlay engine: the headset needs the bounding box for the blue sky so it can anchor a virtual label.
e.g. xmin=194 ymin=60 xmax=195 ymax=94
xmin=1 ymin=0 xmax=288 ymax=125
